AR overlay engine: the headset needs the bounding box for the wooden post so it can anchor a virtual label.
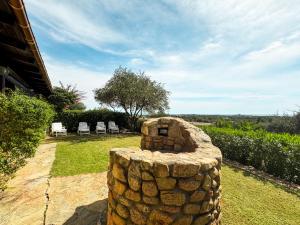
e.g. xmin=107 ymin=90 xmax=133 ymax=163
xmin=1 ymin=75 xmax=5 ymax=93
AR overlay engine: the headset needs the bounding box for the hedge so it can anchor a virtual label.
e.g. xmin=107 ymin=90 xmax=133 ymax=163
xmin=0 ymin=91 xmax=54 ymax=190
xmin=54 ymin=109 xmax=130 ymax=132
xmin=201 ymin=126 xmax=300 ymax=184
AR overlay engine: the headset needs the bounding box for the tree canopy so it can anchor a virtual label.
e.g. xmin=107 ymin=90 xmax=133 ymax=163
xmin=48 ymin=82 xmax=85 ymax=112
xmin=94 ymin=67 xmax=169 ymax=130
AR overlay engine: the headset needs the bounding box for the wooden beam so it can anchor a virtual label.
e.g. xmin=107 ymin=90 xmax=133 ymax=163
xmin=1 ymin=75 xmax=5 ymax=93
xmin=0 ymin=33 xmax=26 ymax=49
xmin=0 ymin=42 xmax=32 ymax=57
xmin=0 ymin=46 xmax=35 ymax=63
xmin=0 ymin=10 xmax=15 ymax=24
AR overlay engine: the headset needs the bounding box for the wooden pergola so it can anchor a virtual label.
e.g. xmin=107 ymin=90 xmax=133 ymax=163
xmin=0 ymin=0 xmax=52 ymax=96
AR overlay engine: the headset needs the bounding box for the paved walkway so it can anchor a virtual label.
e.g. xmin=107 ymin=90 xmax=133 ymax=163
xmin=0 ymin=143 xmax=56 ymax=225
xmin=0 ymin=143 xmax=108 ymax=225
xmin=46 ymin=173 xmax=107 ymax=225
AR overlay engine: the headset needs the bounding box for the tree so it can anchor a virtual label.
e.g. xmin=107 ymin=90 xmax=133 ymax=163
xmin=94 ymin=67 xmax=169 ymax=130
xmin=68 ymin=102 xmax=86 ymax=111
xmin=48 ymin=82 xmax=85 ymax=112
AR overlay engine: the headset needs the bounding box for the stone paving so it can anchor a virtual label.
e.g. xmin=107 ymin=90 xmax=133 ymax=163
xmin=0 ymin=142 xmax=108 ymax=225
xmin=0 ymin=143 xmax=56 ymax=225
xmin=46 ymin=173 xmax=107 ymax=225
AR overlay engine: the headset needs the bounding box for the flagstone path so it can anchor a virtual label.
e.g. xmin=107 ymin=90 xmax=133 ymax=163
xmin=0 ymin=143 xmax=108 ymax=225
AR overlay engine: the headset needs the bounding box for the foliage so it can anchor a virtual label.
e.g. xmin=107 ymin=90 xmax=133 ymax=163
xmin=0 ymin=91 xmax=54 ymax=190
xmin=295 ymin=111 xmax=300 ymax=133
xmin=201 ymin=126 xmax=300 ymax=184
xmin=48 ymin=82 xmax=85 ymax=112
xmin=265 ymin=115 xmax=296 ymax=134
xmin=68 ymin=102 xmax=86 ymax=111
xmin=215 ymin=118 xmax=264 ymax=131
xmin=55 ymin=109 xmax=130 ymax=132
xmin=94 ymin=67 xmax=169 ymax=130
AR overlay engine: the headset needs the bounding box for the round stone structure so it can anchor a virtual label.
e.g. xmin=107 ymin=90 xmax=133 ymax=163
xmin=107 ymin=117 xmax=222 ymax=225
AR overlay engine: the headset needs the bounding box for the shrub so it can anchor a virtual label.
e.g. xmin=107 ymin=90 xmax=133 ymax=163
xmin=54 ymin=109 xmax=130 ymax=132
xmin=266 ymin=116 xmax=296 ymax=134
xmin=201 ymin=126 xmax=300 ymax=184
xmin=0 ymin=91 xmax=54 ymax=190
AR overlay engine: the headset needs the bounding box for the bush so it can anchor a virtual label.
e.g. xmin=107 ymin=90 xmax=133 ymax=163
xmin=54 ymin=109 xmax=130 ymax=132
xmin=0 ymin=91 xmax=54 ymax=190
xmin=201 ymin=126 xmax=300 ymax=184
xmin=266 ymin=116 xmax=296 ymax=134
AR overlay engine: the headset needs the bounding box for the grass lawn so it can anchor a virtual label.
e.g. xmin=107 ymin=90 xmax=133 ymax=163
xmin=50 ymin=135 xmax=300 ymax=225
xmin=50 ymin=134 xmax=141 ymax=176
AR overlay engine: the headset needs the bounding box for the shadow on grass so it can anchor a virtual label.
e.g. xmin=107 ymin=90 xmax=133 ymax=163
xmin=44 ymin=133 xmax=140 ymax=144
xmin=63 ymin=199 xmax=107 ymax=225
xmin=224 ymin=162 xmax=300 ymax=197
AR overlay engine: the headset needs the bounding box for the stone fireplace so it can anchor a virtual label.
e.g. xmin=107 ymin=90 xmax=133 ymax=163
xmin=107 ymin=117 xmax=222 ymax=225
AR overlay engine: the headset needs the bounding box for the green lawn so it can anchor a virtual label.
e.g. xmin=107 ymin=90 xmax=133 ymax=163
xmin=50 ymin=135 xmax=300 ymax=225
xmin=50 ymin=134 xmax=141 ymax=176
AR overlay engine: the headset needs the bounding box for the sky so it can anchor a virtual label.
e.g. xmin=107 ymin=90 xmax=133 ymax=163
xmin=25 ymin=0 xmax=300 ymax=115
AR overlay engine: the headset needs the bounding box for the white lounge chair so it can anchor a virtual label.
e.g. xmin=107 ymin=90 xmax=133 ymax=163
xmin=108 ymin=121 xmax=119 ymax=134
xmin=96 ymin=122 xmax=106 ymax=134
xmin=77 ymin=122 xmax=90 ymax=135
xmin=51 ymin=122 xmax=67 ymax=137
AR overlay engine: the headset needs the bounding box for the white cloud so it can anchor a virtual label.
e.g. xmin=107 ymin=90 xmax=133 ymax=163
xmin=43 ymin=55 xmax=110 ymax=109
xmin=25 ymin=0 xmax=126 ymax=50
xmin=26 ymin=0 xmax=300 ymax=114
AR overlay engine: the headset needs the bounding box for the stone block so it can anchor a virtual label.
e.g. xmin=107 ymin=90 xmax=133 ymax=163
xmin=115 ymin=152 xmax=131 ymax=168
xmin=113 ymin=179 xmax=127 ymax=195
xmin=200 ymin=199 xmax=214 ymax=213
xmin=112 ymin=211 xmax=126 ymax=225
xmin=193 ymin=213 xmax=212 ymax=225
xmin=178 ymin=178 xmax=201 ymax=191
xmin=143 ymin=196 xmax=159 ymax=205
xmin=172 ymin=163 xmax=199 ymax=177
xmin=125 ymin=189 xmax=141 ymax=202
xmin=128 ymin=161 xmax=141 ymax=178
xmin=149 ymin=210 xmax=174 ymax=224
xmin=202 ymin=175 xmax=212 ymax=191
xmin=156 ymin=177 xmax=177 ymax=190
xmin=116 ymin=203 xmax=129 ymax=219
xmin=141 ymin=171 xmax=154 ymax=181
xmin=130 ymin=208 xmax=146 ymax=225
xmin=190 ymin=190 xmax=206 ymax=202
xmin=142 ymin=181 xmax=158 ymax=197
xmin=195 ymin=173 xmax=204 ymax=181
xmin=119 ymin=195 xmax=131 ymax=207
xmin=135 ymin=203 xmax=151 ymax=214
xmin=159 ymin=205 xmax=181 ymax=214
xmin=153 ymin=161 xmax=169 ymax=177
xmin=128 ymin=175 xmax=141 ymax=191
xmin=209 ymin=167 xmax=219 ymax=179
xmin=172 ymin=215 xmax=193 ymax=225
xmin=112 ymin=163 xmax=127 ymax=182
xmin=184 ymin=203 xmax=201 ymax=214
xmin=160 ymin=191 xmax=186 ymax=206
xmin=173 ymin=144 xmax=182 ymax=152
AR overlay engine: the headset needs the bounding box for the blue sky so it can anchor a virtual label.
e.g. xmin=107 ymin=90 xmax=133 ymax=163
xmin=25 ymin=0 xmax=300 ymax=114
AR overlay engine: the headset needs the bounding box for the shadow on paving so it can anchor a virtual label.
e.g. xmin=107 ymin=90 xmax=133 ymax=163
xmin=63 ymin=199 xmax=108 ymax=225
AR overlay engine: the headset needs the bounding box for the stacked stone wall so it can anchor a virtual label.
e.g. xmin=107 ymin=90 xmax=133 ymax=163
xmin=107 ymin=117 xmax=222 ymax=225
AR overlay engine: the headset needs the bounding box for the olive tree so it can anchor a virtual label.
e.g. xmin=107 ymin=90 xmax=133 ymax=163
xmin=94 ymin=67 xmax=169 ymax=130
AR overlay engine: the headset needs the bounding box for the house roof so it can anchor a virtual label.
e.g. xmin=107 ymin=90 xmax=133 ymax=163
xmin=0 ymin=0 xmax=52 ymax=96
